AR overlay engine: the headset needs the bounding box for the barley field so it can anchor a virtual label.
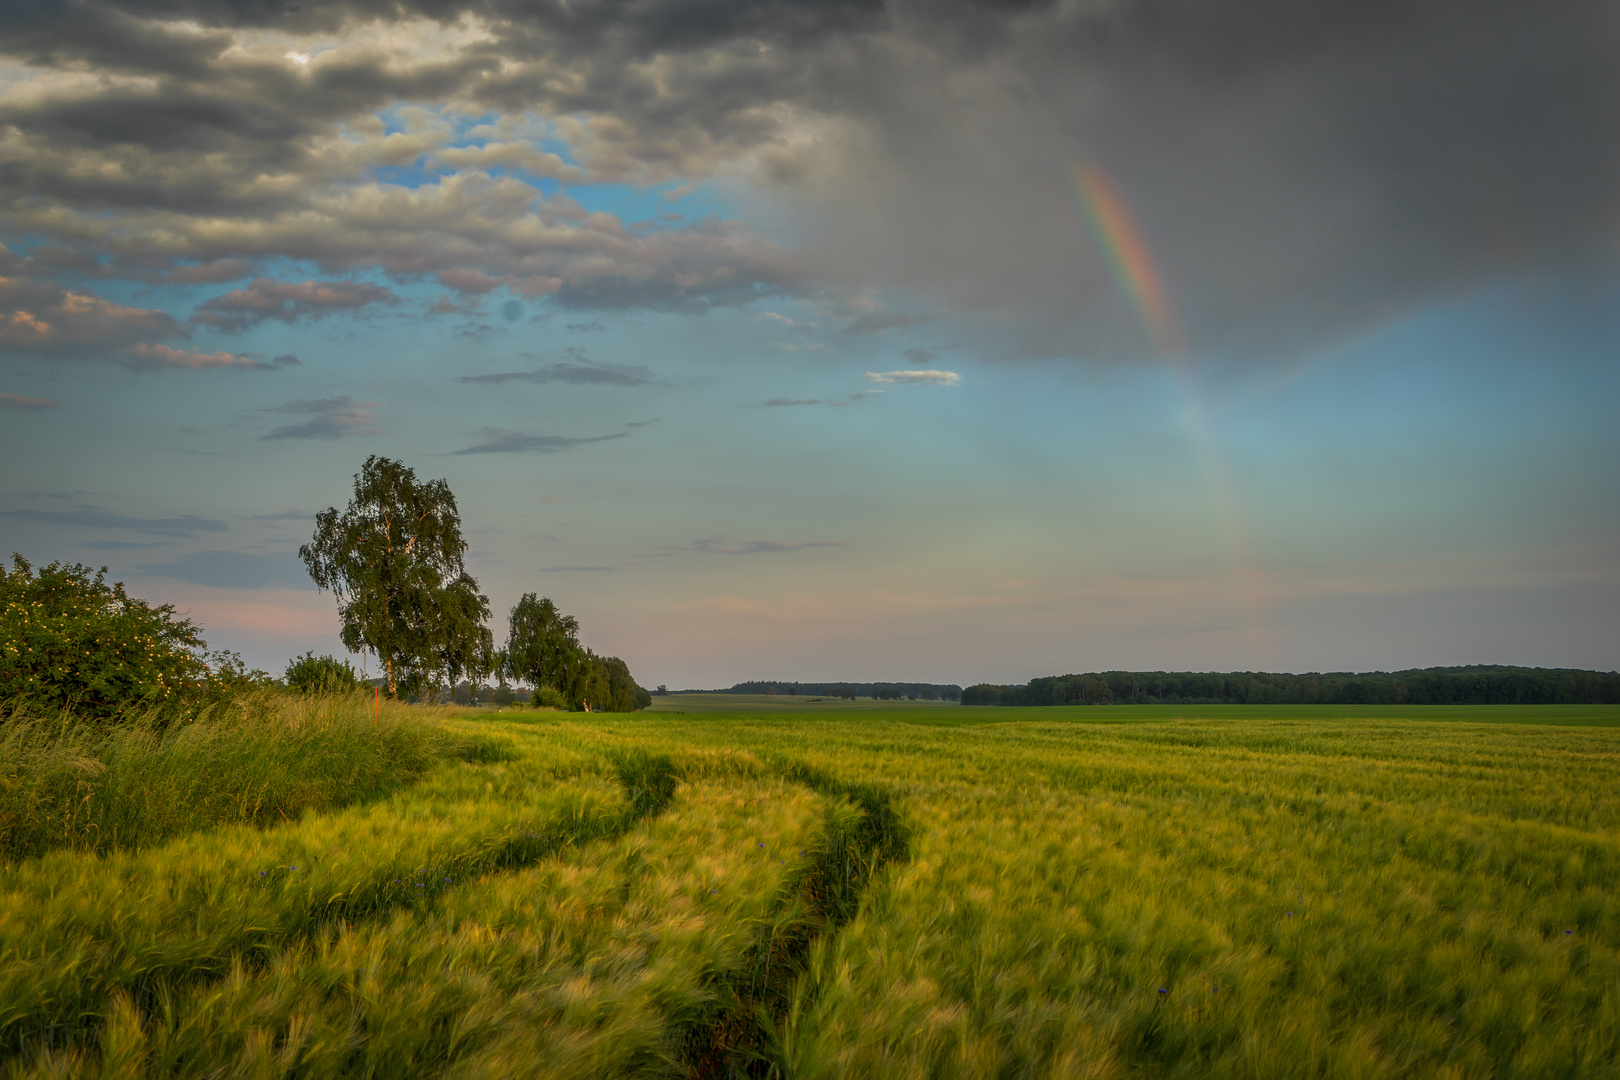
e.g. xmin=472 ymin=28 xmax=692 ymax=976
xmin=4 ymin=697 xmax=1616 ymax=1078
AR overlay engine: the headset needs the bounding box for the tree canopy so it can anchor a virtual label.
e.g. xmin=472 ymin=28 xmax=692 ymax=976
xmin=503 ymin=593 xmax=649 ymax=712
xmin=300 ymin=456 xmax=493 ymax=697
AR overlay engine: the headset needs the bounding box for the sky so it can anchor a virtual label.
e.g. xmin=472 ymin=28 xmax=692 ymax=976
xmin=2 ymin=0 xmax=1617 ymax=688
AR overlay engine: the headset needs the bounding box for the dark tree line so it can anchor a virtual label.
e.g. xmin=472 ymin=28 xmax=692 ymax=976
xmin=961 ymin=666 xmax=1620 ymax=707
xmin=303 ymin=457 xmax=649 ymax=711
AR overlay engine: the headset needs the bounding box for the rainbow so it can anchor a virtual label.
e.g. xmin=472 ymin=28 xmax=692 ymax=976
xmin=1069 ymin=163 xmax=1275 ymax=666
xmin=1071 ymin=165 xmax=1183 ymax=356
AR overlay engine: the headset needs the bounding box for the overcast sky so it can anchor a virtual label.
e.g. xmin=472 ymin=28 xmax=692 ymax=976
xmin=3 ymin=0 xmax=1617 ymax=686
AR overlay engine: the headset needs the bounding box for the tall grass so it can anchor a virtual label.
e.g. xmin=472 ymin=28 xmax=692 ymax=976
xmin=7 ymin=772 xmax=826 ymax=1078
xmin=0 ymin=744 xmax=636 ymax=1060
xmin=0 ymin=690 xmax=469 ymax=861
xmin=524 ymin=712 xmax=1620 ymax=1077
xmin=6 ymin=706 xmax=1618 ymax=1077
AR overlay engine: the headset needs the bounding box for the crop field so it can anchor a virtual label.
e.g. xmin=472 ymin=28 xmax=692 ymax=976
xmin=4 ymin=700 xmax=1618 ymax=1078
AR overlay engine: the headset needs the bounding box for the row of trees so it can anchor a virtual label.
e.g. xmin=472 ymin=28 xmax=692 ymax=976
xmin=962 ymin=666 xmax=1620 ymax=706
xmin=503 ymin=594 xmax=649 ymax=712
xmin=302 ymin=456 xmax=648 ymax=711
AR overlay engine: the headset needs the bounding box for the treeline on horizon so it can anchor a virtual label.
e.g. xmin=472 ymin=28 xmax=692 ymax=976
xmin=688 ymin=681 xmax=964 ymax=701
xmin=962 ymin=665 xmax=1620 ymax=706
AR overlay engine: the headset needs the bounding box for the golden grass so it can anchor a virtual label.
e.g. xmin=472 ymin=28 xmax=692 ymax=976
xmin=4 ymin=705 xmax=1617 ymax=1077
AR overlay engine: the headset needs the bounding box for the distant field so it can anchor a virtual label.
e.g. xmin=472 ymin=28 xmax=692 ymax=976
xmin=650 ymin=695 xmax=1620 ymax=725
xmin=7 ymin=701 xmax=1617 ymax=1077
xmin=646 ymin=692 xmax=961 ymax=711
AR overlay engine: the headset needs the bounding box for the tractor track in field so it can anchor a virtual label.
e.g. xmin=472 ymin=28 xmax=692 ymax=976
xmin=4 ymin=748 xmax=910 ymax=1080
xmin=684 ymin=761 xmax=911 ymax=1079
xmin=2 ymin=753 xmax=681 ymax=1064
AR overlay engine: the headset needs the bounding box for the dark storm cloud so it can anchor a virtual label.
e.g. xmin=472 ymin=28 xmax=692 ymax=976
xmin=2 ymin=508 xmax=228 ymax=536
xmin=135 ymin=549 xmax=312 ymax=589
xmin=1 ymin=0 xmax=1615 ymax=358
xmin=457 ymin=359 xmax=657 ymax=386
xmin=795 ymin=0 xmax=1620 ymax=359
xmin=449 ymin=428 xmax=629 ymax=455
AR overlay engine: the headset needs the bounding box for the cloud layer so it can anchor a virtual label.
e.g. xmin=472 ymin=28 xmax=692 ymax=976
xmin=0 ymin=0 xmax=1614 ymax=364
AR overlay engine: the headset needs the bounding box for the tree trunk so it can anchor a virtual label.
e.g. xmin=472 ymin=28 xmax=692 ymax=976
xmin=386 ymin=657 xmax=397 ymax=698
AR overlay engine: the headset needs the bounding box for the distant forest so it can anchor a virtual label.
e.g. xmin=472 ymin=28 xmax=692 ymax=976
xmin=692 ymin=681 xmax=964 ymax=701
xmin=962 ymin=666 xmax=1620 ymax=706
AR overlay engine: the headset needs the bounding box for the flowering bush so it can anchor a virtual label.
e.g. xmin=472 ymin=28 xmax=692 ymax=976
xmin=1 ymin=554 xmax=212 ymax=718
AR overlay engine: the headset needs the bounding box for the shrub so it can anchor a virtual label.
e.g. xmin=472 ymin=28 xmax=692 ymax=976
xmin=283 ymin=652 xmax=362 ymax=694
xmin=532 ymin=685 xmax=570 ymax=710
xmin=1 ymin=554 xmax=211 ymax=719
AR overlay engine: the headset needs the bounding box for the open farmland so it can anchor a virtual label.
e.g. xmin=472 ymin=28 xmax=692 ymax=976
xmin=5 ymin=701 xmax=1618 ymax=1078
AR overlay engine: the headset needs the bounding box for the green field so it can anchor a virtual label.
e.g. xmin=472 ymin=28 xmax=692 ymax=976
xmin=5 ymin=701 xmax=1618 ymax=1077
xmin=646 ymin=692 xmax=963 ymax=712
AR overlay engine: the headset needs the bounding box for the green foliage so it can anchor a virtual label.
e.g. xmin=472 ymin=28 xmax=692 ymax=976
xmin=0 ymin=689 xmax=457 ymax=861
xmin=531 ymin=685 xmax=570 ymax=710
xmin=300 ymin=455 xmax=494 ymax=697
xmin=503 ymin=594 xmax=649 ymax=711
xmin=282 ymin=652 xmax=361 ymax=694
xmin=503 ymin=593 xmax=586 ymax=696
xmin=961 ymin=681 xmax=1001 ymax=705
xmin=0 ymin=554 xmax=210 ymax=718
xmin=967 ymin=665 xmax=1620 ymax=706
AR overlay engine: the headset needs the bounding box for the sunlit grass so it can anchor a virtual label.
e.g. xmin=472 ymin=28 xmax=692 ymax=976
xmin=4 ymin=704 xmax=1616 ymax=1076
xmin=0 ymin=690 xmax=489 ymax=862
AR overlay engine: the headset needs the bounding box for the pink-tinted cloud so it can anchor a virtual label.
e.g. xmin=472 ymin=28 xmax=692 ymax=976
xmin=125 ymin=343 xmax=291 ymax=371
xmin=437 ymin=268 xmax=502 ymax=294
xmin=191 ymin=277 xmax=396 ymax=331
xmin=0 ymin=276 xmax=183 ymax=355
xmin=0 ymin=392 xmax=57 ymax=409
